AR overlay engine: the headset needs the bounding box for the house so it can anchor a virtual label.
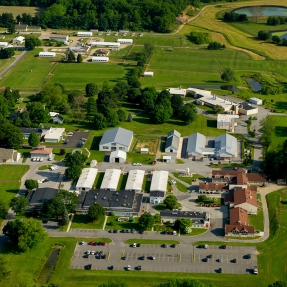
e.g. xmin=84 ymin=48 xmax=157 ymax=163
xmin=44 ymin=127 xmax=65 ymax=143
xmin=28 ymin=25 xmax=41 ymax=31
xmin=30 ymin=145 xmax=53 ymax=159
xmin=150 ymin=170 xmax=169 ymax=204
xmin=117 ymin=39 xmax=133 ymax=44
xmin=13 ymin=36 xmax=25 ymax=45
xmin=0 ymin=148 xmax=21 ymax=163
xmin=20 ymin=127 xmax=50 ymax=139
xmin=167 ymin=87 xmax=187 ymax=97
xmin=15 ymin=24 xmax=28 ymax=31
xmin=165 ymin=130 xmax=181 ymax=153
xmin=225 ymin=207 xmax=255 ymax=237
xmin=96 ymin=49 xmax=110 ymax=56
xmin=27 ymin=188 xmax=58 ymax=209
xmin=109 ymin=150 xmax=126 ymax=163
xmin=224 ymin=188 xmax=258 ymax=214
xmin=49 ymin=112 xmax=64 ymax=124
xmin=100 ymin=169 xmax=121 ymax=191
xmin=199 ymin=182 xmax=229 ymax=194
xmin=214 ymin=133 xmax=237 ymax=160
xmin=92 ymin=56 xmax=109 ymax=62
xmin=99 ymin=127 xmax=133 ymax=152
xmin=77 ymin=31 xmax=93 ymax=37
xmin=217 ymin=114 xmax=239 ymax=132
xmin=76 ymin=168 xmax=98 ymax=192
xmin=39 ymin=52 xmax=56 ymax=57
xmin=125 ymin=170 xmax=145 ymax=192
xmin=78 ymin=189 xmax=143 ymax=216
xmin=160 ymin=210 xmax=210 ymax=228
xmin=249 ymin=97 xmax=262 ymax=105
xmin=49 ymin=35 xmax=69 ymax=44
xmin=90 ymin=42 xmax=120 ymax=48
xmin=143 ymin=72 xmax=154 ymax=77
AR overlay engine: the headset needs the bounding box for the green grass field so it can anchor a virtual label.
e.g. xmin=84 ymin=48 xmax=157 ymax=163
xmin=0 ymin=165 xmax=29 ymax=180
xmin=0 ymin=6 xmax=44 ymax=17
xmin=270 ymin=116 xmax=287 ymax=150
xmin=105 ymin=216 xmax=139 ymax=230
xmin=70 ymin=215 xmax=105 ymax=230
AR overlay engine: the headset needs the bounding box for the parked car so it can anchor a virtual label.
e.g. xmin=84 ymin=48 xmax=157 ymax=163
xmin=81 ymin=138 xmax=86 ymax=141
xmin=149 ymin=256 xmax=155 ymax=260
xmin=64 ymin=139 xmax=69 ymax=144
xmin=86 ymin=264 xmax=92 ymax=270
xmin=38 ymin=179 xmax=45 ymax=184
xmin=162 ymin=244 xmax=167 ymax=248
xmin=126 ymin=265 xmax=131 ymax=271
xmin=137 ymin=265 xmax=142 ymax=271
xmin=221 ymin=245 xmax=226 ymax=249
xmin=102 ymin=242 xmax=107 ymax=246
xmin=86 ymin=251 xmax=91 ymax=255
xmin=136 ymin=243 xmax=141 ymax=247
xmin=132 ymin=243 xmax=136 ymax=248
xmin=218 ymin=258 xmax=222 ymax=263
xmin=110 ymin=265 xmax=114 ymax=270
xmin=67 ymin=132 xmax=73 ymax=135
xmin=48 ymin=157 xmax=52 ymax=161
xmin=218 ymin=268 xmax=222 ymax=273
xmin=43 ymin=179 xmax=49 ymax=183
xmin=89 ymin=242 xmax=94 ymax=245
xmin=79 ymin=241 xmax=85 ymax=245
xmin=42 ymin=219 xmax=48 ymax=224
xmin=122 ymin=256 xmax=126 ymax=260
xmin=132 ymin=163 xmax=142 ymax=166
xmin=232 ymin=259 xmax=237 ymax=263
xmin=90 ymin=251 xmax=95 ymax=255
xmin=39 ymin=158 xmax=43 ymax=162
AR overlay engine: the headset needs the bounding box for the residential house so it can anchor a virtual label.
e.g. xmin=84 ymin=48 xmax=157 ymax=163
xmin=15 ymin=24 xmax=28 ymax=31
xmin=27 ymin=188 xmax=58 ymax=210
xmin=109 ymin=150 xmax=126 ymax=163
xmin=99 ymin=127 xmax=133 ymax=152
xmin=13 ymin=36 xmax=25 ymax=45
xmin=0 ymin=148 xmax=21 ymax=163
xmin=75 ymin=168 xmax=98 ymax=192
xmin=165 ymin=130 xmax=181 ymax=153
xmin=30 ymin=145 xmax=53 ymax=159
xmin=49 ymin=112 xmax=64 ymax=124
xmin=96 ymin=49 xmax=110 ymax=56
xmin=44 ymin=127 xmax=65 ymax=143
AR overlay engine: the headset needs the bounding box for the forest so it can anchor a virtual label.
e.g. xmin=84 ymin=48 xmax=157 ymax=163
xmin=0 ymin=0 xmax=236 ymax=32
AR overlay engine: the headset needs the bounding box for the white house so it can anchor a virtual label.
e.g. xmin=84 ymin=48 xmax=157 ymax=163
xmin=167 ymin=87 xmax=187 ymax=97
xmin=99 ymin=127 xmax=133 ymax=152
xmin=13 ymin=36 xmax=25 ymax=45
xmin=100 ymin=169 xmax=121 ymax=191
xmin=125 ymin=170 xmax=145 ymax=192
xmin=49 ymin=112 xmax=64 ymax=124
xmin=77 ymin=31 xmax=93 ymax=37
xmin=39 ymin=52 xmax=56 ymax=57
xmin=117 ymin=39 xmax=133 ymax=44
xmin=0 ymin=148 xmax=21 ymax=163
xmin=165 ymin=130 xmax=181 ymax=153
xmin=150 ymin=170 xmax=169 ymax=204
xmin=249 ymin=97 xmax=262 ymax=105
xmin=90 ymin=42 xmax=120 ymax=48
xmin=109 ymin=150 xmax=127 ymax=163
xmin=144 ymin=72 xmax=154 ymax=77
xmin=76 ymin=168 xmax=98 ymax=192
xmin=0 ymin=42 xmax=8 ymax=47
xmin=44 ymin=127 xmax=65 ymax=143
xmin=92 ymin=56 xmax=109 ymax=62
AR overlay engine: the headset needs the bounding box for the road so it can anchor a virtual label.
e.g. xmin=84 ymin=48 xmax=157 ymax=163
xmin=0 ymin=50 xmax=28 ymax=77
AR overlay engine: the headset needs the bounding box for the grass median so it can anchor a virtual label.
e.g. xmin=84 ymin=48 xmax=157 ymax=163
xmin=125 ymin=239 xmax=180 ymax=245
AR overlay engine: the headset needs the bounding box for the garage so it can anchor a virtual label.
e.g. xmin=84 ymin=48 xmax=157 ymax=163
xmin=109 ymin=150 xmax=126 ymax=163
xmin=163 ymin=156 xmax=171 ymax=163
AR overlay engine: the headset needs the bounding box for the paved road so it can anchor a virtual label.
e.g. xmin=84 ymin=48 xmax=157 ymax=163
xmin=0 ymin=50 xmax=28 ymax=77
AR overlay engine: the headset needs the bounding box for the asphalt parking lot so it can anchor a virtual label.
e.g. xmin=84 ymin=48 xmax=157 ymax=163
xmin=71 ymin=243 xmax=258 ymax=274
xmin=64 ymin=132 xmax=89 ymax=148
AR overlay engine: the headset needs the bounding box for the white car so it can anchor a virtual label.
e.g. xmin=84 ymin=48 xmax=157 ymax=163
xmin=36 ymin=157 xmax=40 ymax=161
xmin=79 ymin=242 xmax=85 ymax=245
xmin=127 ymin=265 xmax=131 ymax=271
xmin=39 ymin=158 xmax=43 ymax=162
xmin=68 ymin=132 xmax=73 ymax=135
xmin=86 ymin=250 xmax=91 ymax=255
xmin=38 ymin=179 xmax=45 ymax=184
xmin=132 ymin=243 xmax=136 ymax=248
xmin=132 ymin=163 xmax=142 ymax=166
xmin=54 ymin=165 xmax=59 ymax=170
xmin=50 ymin=166 xmax=55 ymax=171
xmin=90 ymin=251 xmax=95 ymax=255
xmin=48 ymin=157 xmax=52 ymax=161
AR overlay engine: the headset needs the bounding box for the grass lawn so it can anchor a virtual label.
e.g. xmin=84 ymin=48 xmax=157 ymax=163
xmin=0 ymin=165 xmax=29 ymax=180
xmin=248 ymin=209 xmax=264 ymax=231
xmin=53 ymin=148 xmax=74 ymax=161
xmin=117 ymin=174 xmax=128 ymax=190
xmin=70 ymin=215 xmax=105 ymax=230
xmin=0 ymin=56 xmax=16 ymax=73
xmin=105 ymin=216 xmax=139 ymax=230
xmin=175 ymin=180 xmax=188 ymax=193
xmin=126 ymin=152 xmax=155 ymax=165
xmin=93 ymin=172 xmax=104 ymax=189
xmin=142 ymin=175 xmax=151 ymax=192
xmin=0 ymin=49 xmax=62 ymax=89
xmin=125 ymin=239 xmax=180 ymax=245
xmin=209 ymin=163 xmax=245 ymax=168
xmin=17 ymin=146 xmax=32 ymax=163
xmin=38 ymin=165 xmax=53 ymax=170
xmin=181 ymin=228 xmax=208 ymax=236
xmin=176 ymin=159 xmax=185 ymax=164
xmin=0 ymin=182 xmax=22 ymax=205
xmin=269 ymin=115 xmax=287 ymax=150
xmin=49 ymin=62 xmax=133 ymax=90
xmin=132 ymin=136 xmax=159 ymax=154
xmin=0 ymin=6 xmax=43 ymax=17
xmin=173 ymin=172 xmax=205 ymax=185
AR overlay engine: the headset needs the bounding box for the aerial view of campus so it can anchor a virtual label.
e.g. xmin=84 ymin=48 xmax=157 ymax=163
xmin=0 ymin=0 xmax=287 ymax=286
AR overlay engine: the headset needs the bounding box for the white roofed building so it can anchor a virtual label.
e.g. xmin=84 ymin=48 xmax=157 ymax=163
xmin=125 ymin=170 xmax=145 ymax=192
xmin=39 ymin=52 xmax=56 ymax=57
xmin=144 ymin=72 xmax=154 ymax=77
xmin=110 ymin=150 xmax=126 ymax=163
xmin=77 ymin=31 xmax=93 ymax=37
xmin=0 ymin=42 xmax=8 ymax=47
xmin=92 ymin=56 xmax=109 ymax=62
xmin=150 ymin=170 xmax=169 ymax=204
xmin=117 ymin=39 xmax=133 ymax=44
xmin=76 ymin=168 xmax=98 ymax=192
xmin=13 ymin=36 xmax=25 ymax=44
xmin=167 ymin=87 xmax=187 ymax=97
xmin=90 ymin=42 xmax=120 ymax=48
xmin=100 ymin=169 xmax=121 ymax=191
xmin=44 ymin=128 xmax=65 ymax=143
xmin=217 ymin=114 xmax=238 ymax=132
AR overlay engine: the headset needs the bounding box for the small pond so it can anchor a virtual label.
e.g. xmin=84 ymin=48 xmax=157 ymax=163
xmin=233 ymin=6 xmax=287 ymax=17
xmin=38 ymin=249 xmax=59 ymax=284
xmin=189 ymin=85 xmax=237 ymax=93
xmin=247 ymin=80 xmax=262 ymax=92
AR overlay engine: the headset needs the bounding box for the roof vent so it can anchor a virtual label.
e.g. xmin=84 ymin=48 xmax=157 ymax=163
xmin=103 ymin=197 xmax=106 ymax=200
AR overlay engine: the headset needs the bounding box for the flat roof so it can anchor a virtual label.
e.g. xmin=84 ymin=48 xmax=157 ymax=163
xmin=217 ymin=114 xmax=239 ymax=123
xmin=44 ymin=128 xmax=65 ymax=140
xmin=28 ymin=188 xmax=58 ymax=205
xmin=76 ymin=168 xmax=98 ymax=189
xmin=100 ymin=169 xmax=121 ymax=190
xmin=150 ymin=170 xmax=169 ymax=192
xmin=160 ymin=210 xmax=207 ymax=219
xmin=167 ymin=88 xmax=186 ymax=95
xmin=125 ymin=169 xmax=145 ymax=191
xmin=91 ymin=42 xmax=120 ymax=46
xmin=92 ymin=56 xmax=109 ymax=61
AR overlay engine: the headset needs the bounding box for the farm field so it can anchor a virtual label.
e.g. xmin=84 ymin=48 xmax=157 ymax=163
xmin=0 ymin=6 xmax=44 ymax=17
xmin=133 ymin=136 xmax=159 ymax=154
xmin=270 ymin=115 xmax=287 ymax=150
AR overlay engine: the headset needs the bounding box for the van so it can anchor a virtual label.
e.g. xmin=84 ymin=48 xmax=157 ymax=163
xmin=173 ymin=231 xmax=177 ymax=235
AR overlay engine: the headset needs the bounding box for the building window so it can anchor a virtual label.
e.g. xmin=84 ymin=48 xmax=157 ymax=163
xmin=103 ymin=146 xmax=109 ymax=150
xmin=111 ymin=143 xmax=116 ymax=146
xmin=119 ymin=147 xmax=125 ymax=150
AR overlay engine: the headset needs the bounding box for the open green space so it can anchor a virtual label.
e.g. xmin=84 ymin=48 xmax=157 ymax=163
xmin=269 ymin=115 xmax=287 ymax=150
xmin=0 ymin=5 xmax=44 ymax=17
xmin=0 ymin=57 xmax=16 ymax=73
xmin=93 ymin=172 xmax=104 ymax=189
xmin=38 ymin=165 xmax=53 ymax=170
xmin=117 ymin=174 xmax=128 ymax=190
xmin=126 ymin=152 xmax=155 ymax=165
xmin=0 ymin=165 xmax=29 ymax=180
xmin=0 ymin=49 xmax=61 ymax=89
xmin=105 ymin=216 xmax=139 ymax=230
xmin=70 ymin=215 xmax=105 ymax=230
xmin=0 ymin=182 xmax=23 ymax=206
xmin=181 ymin=228 xmax=207 ymax=236
xmin=132 ymin=136 xmax=159 ymax=154
xmin=248 ymin=209 xmax=264 ymax=231
xmin=173 ymin=172 xmax=205 ymax=185
xmin=174 ymin=180 xmax=188 ymax=193
xmin=142 ymin=175 xmax=151 ymax=192
xmin=125 ymin=239 xmax=180 ymax=245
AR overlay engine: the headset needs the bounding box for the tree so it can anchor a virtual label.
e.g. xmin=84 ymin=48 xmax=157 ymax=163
xmin=0 ymin=122 xmax=23 ymax=149
xmin=10 ymin=196 xmax=29 ymax=215
xmin=272 ymin=35 xmax=281 ymax=44
xmin=181 ymin=103 xmax=197 ymax=125
xmin=56 ymin=190 xmax=79 ymax=213
xmin=221 ymin=68 xmax=234 ymax=83
xmin=59 ymin=208 xmax=69 ymax=226
xmin=0 ymin=200 xmax=8 ymax=219
xmin=188 ymin=32 xmax=210 ymax=44
xmin=66 ymin=150 xmax=87 ymax=168
xmin=156 ymin=278 xmax=212 ymax=287
xmin=24 ymin=179 xmax=39 ymax=191
xmin=117 ymin=109 xmax=127 ymax=122
xmin=163 ymin=195 xmax=177 ymax=210
xmin=0 ymin=95 xmax=10 ymax=123
xmin=0 ymin=255 xmax=11 ymax=282
xmin=7 ymin=23 xmax=15 ymax=34
xmin=85 ymin=83 xmax=98 ymax=97
xmin=259 ymin=117 xmax=275 ymax=149
xmin=0 ymin=48 xmax=15 ymax=59
xmin=195 ymin=195 xmax=208 ymax=203
xmin=258 ymin=30 xmax=270 ymax=40
xmin=88 ymin=203 xmax=105 ymax=221
xmin=171 ymin=95 xmax=183 ymax=118
xmin=175 ymin=218 xmax=192 ymax=234
xmin=25 ymin=36 xmax=41 ymax=50
xmin=28 ymin=132 xmax=40 ymax=147
xmin=106 ymin=108 xmax=119 ymax=127
xmin=207 ymin=42 xmax=225 ymax=50
xmin=151 ymin=104 xmax=172 ymax=124
xmin=67 ymin=50 xmax=75 ymax=62
xmin=65 ymin=165 xmax=82 ymax=180
xmin=94 ymin=113 xmax=107 ymax=130
xmin=127 ymin=113 xmax=133 ymax=122
xmin=26 ymin=101 xmax=50 ymax=123
xmin=47 ymin=197 xmax=66 ymax=219
xmin=85 ymin=97 xmax=97 ymax=123
xmin=154 ymin=213 xmax=161 ymax=224
xmin=138 ymin=212 xmax=155 ymax=230
xmin=40 ymin=83 xmax=67 ymax=109
xmin=77 ymin=53 xmax=83 ymax=63
xmin=60 ymin=149 xmax=66 ymax=155
xmin=213 ymin=105 xmax=225 ymax=114
xmin=268 ymin=281 xmax=287 ymax=287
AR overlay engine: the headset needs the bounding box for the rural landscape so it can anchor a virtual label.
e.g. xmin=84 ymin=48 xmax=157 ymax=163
xmin=0 ymin=0 xmax=287 ymax=287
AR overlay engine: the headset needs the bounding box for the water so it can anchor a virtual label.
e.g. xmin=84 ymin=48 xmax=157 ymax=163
xmin=233 ymin=6 xmax=287 ymax=17
xmin=189 ymin=85 xmax=237 ymax=93
xmin=247 ymin=80 xmax=262 ymax=92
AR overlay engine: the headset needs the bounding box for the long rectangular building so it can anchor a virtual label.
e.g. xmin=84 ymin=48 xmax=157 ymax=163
xmin=100 ymin=169 xmax=121 ymax=191
xmin=125 ymin=170 xmax=145 ymax=192
xmin=150 ymin=170 xmax=169 ymax=192
xmin=76 ymin=168 xmax=98 ymax=192
xmin=90 ymin=42 xmax=120 ymax=48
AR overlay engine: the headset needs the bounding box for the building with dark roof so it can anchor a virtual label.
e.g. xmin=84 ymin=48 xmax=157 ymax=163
xmin=27 ymin=188 xmax=58 ymax=209
xmin=199 ymin=182 xmax=229 ymax=194
xmin=77 ymin=189 xmax=143 ymax=216
xmin=165 ymin=130 xmax=181 ymax=153
xmin=20 ymin=126 xmax=50 ymax=139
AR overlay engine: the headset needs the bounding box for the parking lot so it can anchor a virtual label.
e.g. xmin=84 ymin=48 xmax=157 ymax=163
xmin=63 ymin=131 xmax=89 ymax=148
xmin=71 ymin=242 xmax=258 ymax=274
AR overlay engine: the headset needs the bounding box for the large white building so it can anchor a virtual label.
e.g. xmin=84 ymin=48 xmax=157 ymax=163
xmin=150 ymin=170 xmax=169 ymax=204
xmin=77 ymin=31 xmax=93 ymax=37
xmin=0 ymin=42 xmax=8 ymax=47
xmin=39 ymin=52 xmax=56 ymax=57
xmin=90 ymin=42 xmax=120 ymax=48
xmin=125 ymin=170 xmax=145 ymax=192
xmin=117 ymin=39 xmax=133 ymax=44
xmin=76 ymin=168 xmax=98 ymax=192
xmin=44 ymin=127 xmax=65 ymax=143
xmin=100 ymin=169 xmax=121 ymax=191
xmin=49 ymin=35 xmax=69 ymax=43
xmin=13 ymin=36 xmax=25 ymax=44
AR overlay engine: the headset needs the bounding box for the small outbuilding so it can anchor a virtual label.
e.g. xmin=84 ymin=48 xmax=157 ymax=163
xmin=144 ymin=72 xmax=154 ymax=77
xmin=140 ymin=148 xmax=149 ymax=154
xmin=110 ymin=150 xmax=126 ymax=163
xmin=13 ymin=36 xmax=25 ymax=45
xmin=249 ymin=97 xmax=262 ymax=105
xmin=90 ymin=159 xmax=97 ymax=167
xmin=92 ymin=56 xmax=109 ymax=62
xmin=77 ymin=31 xmax=93 ymax=37
xmin=162 ymin=155 xmax=171 ymax=163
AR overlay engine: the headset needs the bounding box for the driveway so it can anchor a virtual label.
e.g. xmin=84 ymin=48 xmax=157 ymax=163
xmin=57 ymin=132 xmax=89 ymax=148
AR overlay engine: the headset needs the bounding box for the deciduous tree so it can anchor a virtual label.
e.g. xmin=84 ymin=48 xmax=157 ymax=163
xmin=10 ymin=196 xmax=28 ymax=215
xmin=88 ymin=203 xmax=105 ymax=221
xmin=77 ymin=53 xmax=83 ymax=63
xmin=94 ymin=113 xmax=107 ymax=130
xmin=259 ymin=117 xmax=275 ymax=149
xmin=0 ymin=255 xmax=11 ymax=282
xmin=28 ymin=132 xmax=40 ymax=147
xmin=0 ymin=122 xmax=23 ymax=149
xmin=163 ymin=195 xmax=177 ymax=210
xmin=181 ymin=103 xmax=197 ymax=125
xmin=213 ymin=105 xmax=225 ymax=114
xmin=85 ymin=83 xmax=98 ymax=97
xmin=138 ymin=212 xmax=155 ymax=230
xmin=65 ymin=165 xmax=82 ymax=180
xmin=221 ymin=68 xmax=234 ymax=83
xmin=24 ymin=179 xmax=39 ymax=191
xmin=0 ymin=199 xmax=8 ymax=219
xmin=175 ymin=218 xmax=192 ymax=234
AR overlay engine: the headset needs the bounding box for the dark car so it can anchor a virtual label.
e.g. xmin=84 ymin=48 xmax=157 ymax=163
xmin=218 ymin=268 xmax=222 ymax=273
xmin=140 ymin=255 xmax=145 ymax=260
xmin=86 ymin=264 xmax=92 ymax=270
xmin=42 ymin=219 xmax=48 ymax=224
xmin=120 ymin=230 xmax=125 ymax=233
xmin=232 ymin=259 xmax=237 ymax=263
xmin=136 ymin=243 xmax=141 ymax=247
xmin=202 ymin=258 xmax=208 ymax=262
xmin=97 ymin=242 xmax=101 ymax=245
xmin=221 ymin=245 xmax=226 ymax=249
xmin=197 ymin=245 xmax=205 ymax=248
xmin=161 ymin=230 xmax=167 ymax=235
xmin=131 ymin=228 xmax=135 ymax=233
xmin=101 ymin=254 xmax=106 ymax=259
xmin=208 ymin=254 xmax=213 ymax=259
xmin=138 ymin=230 xmax=144 ymax=234
xmin=43 ymin=179 xmax=49 ymax=183
xmin=171 ymin=244 xmax=176 ymax=248
xmin=64 ymin=139 xmax=69 ymax=144
xmin=245 ymin=254 xmax=251 ymax=259
xmin=110 ymin=265 xmax=114 ymax=270
xmin=167 ymin=231 xmax=173 ymax=235
xmin=122 ymin=256 xmax=126 ymax=260
xmin=108 ymin=230 xmax=113 ymax=233
xmin=162 ymin=244 xmax=167 ymax=248
xmin=96 ymin=254 xmax=101 ymax=259
xmin=137 ymin=265 xmax=142 ymax=271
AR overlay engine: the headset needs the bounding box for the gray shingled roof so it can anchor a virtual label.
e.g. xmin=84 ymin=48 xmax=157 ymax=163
xmin=187 ymin=132 xmax=206 ymax=156
xmin=215 ymin=134 xmax=237 ymax=157
xmin=99 ymin=127 xmax=133 ymax=147
xmin=167 ymin=130 xmax=180 ymax=139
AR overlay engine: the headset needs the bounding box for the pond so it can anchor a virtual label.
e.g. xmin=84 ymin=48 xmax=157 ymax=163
xmin=189 ymin=85 xmax=237 ymax=93
xmin=247 ymin=80 xmax=262 ymax=92
xmin=38 ymin=249 xmax=60 ymax=285
xmin=233 ymin=6 xmax=287 ymax=17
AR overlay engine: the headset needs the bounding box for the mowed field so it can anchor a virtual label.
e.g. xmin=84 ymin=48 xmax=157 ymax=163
xmin=270 ymin=116 xmax=287 ymax=150
xmin=0 ymin=6 xmax=44 ymax=17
